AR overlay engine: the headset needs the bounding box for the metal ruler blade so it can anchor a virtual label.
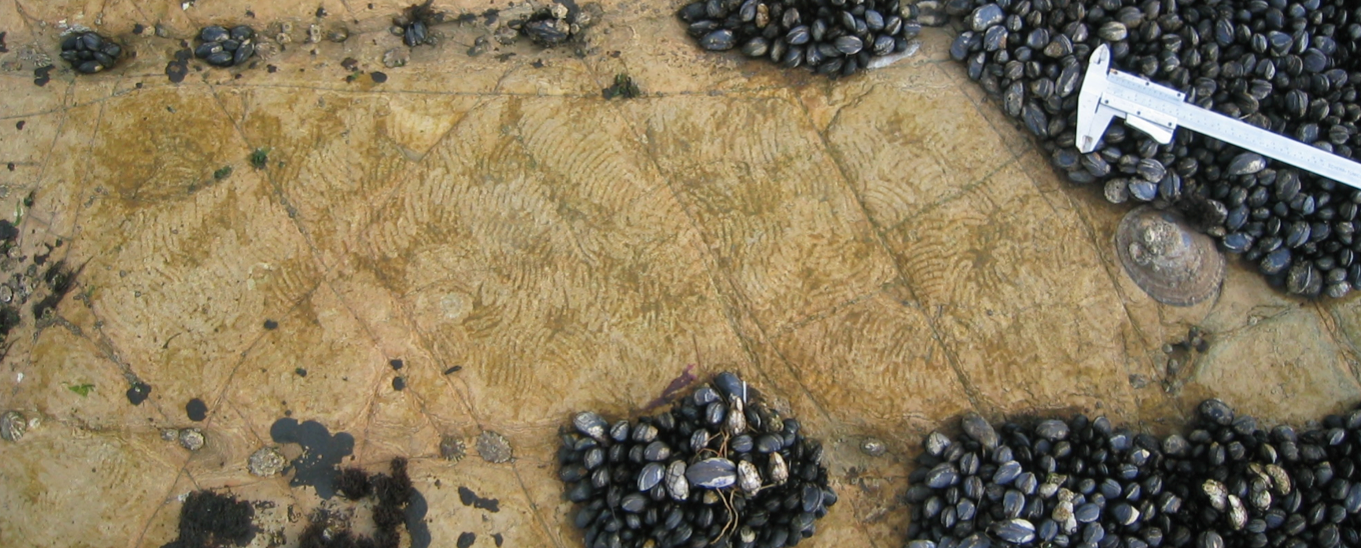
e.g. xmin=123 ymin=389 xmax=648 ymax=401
xmin=1076 ymin=44 xmax=1361 ymax=188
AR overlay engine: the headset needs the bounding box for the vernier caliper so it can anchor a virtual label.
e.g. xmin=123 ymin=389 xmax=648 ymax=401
xmin=1075 ymin=43 xmax=1361 ymax=187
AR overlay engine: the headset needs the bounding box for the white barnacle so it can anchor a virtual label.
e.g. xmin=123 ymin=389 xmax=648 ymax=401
xmin=1203 ymin=479 xmax=1228 ymax=511
xmin=768 ymin=451 xmax=789 ymax=486
xmin=737 ymin=460 xmax=761 ymax=494
xmin=726 ymin=394 xmax=747 ymax=435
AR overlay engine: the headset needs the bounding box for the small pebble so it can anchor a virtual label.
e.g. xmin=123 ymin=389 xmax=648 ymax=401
xmin=861 ymin=437 xmax=887 ymax=457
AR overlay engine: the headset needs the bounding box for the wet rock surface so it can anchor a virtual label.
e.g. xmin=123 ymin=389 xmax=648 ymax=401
xmin=269 ymin=418 xmax=355 ymax=499
xmin=2 ymin=1 xmax=1361 ymax=547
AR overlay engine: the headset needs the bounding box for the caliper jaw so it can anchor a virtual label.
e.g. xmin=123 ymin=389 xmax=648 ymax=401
xmin=1075 ymin=44 xmax=1179 ymax=153
xmin=1075 ymin=44 xmax=1113 ymax=153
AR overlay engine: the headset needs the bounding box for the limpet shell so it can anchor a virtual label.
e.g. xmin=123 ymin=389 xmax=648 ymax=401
xmin=1 ymin=410 xmax=26 ymax=441
xmin=1115 ymin=206 xmax=1225 ymax=306
xmin=440 ymin=435 xmax=467 ymax=461
xmin=477 ymin=430 xmax=513 ymax=463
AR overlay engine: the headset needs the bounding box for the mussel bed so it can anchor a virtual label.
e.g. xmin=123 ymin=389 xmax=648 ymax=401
xmin=676 ymin=0 xmax=926 ymax=78
xmin=558 ymin=371 xmax=836 ymax=548
xmin=906 ymin=399 xmax=1361 ymax=548
xmin=941 ymin=0 xmax=1361 ymax=299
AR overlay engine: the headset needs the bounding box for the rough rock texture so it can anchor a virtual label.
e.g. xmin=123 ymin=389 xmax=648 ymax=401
xmin=1 ymin=1 xmax=1360 ymax=547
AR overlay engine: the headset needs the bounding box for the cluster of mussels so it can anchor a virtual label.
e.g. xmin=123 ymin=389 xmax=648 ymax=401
xmin=513 ymin=2 xmax=592 ymax=47
xmin=943 ymin=0 xmax=1361 ymax=298
xmin=59 ymin=31 xmax=122 ymax=74
xmin=395 ymin=0 xmax=441 ymax=47
xmin=905 ymin=399 xmax=1361 ymax=548
xmin=676 ymin=0 xmax=925 ymax=78
xmin=193 ymin=25 xmax=257 ymax=68
xmin=558 ymin=372 xmax=836 ymax=548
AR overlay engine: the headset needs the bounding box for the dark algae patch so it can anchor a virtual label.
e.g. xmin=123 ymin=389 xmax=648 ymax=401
xmin=249 ymin=148 xmax=270 ymax=169
xmin=602 ymin=73 xmax=641 ymax=99
xmin=186 ymin=398 xmax=207 ymax=421
xmin=32 ymin=260 xmax=82 ymax=320
xmin=456 ymin=532 xmax=475 ymax=548
xmin=298 ymin=457 xmax=426 ymax=548
xmin=0 ymin=219 xmax=18 ymax=340
xmin=644 ymin=363 xmax=696 ymax=410
xmin=263 ymin=319 xmax=278 ymax=330
xmin=370 ymin=71 xmax=388 ymax=83
xmin=0 ymin=303 xmax=18 ymax=341
xmin=372 ymin=459 xmax=411 ymax=534
xmin=269 ymin=418 xmax=354 ymax=499
xmin=0 ymin=298 xmax=15 ymax=328
xmin=161 ymin=490 xmax=255 ymax=548
xmin=457 ymin=485 xmax=499 ymax=512
xmin=0 ymin=219 xmax=19 ymax=241
xmin=336 ymin=467 xmax=372 ymax=500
